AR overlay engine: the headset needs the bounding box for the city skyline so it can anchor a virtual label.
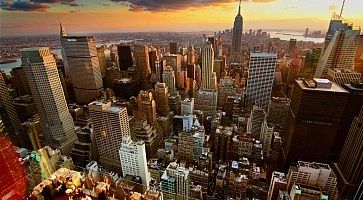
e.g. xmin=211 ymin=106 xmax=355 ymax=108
xmin=1 ymin=0 xmax=363 ymax=36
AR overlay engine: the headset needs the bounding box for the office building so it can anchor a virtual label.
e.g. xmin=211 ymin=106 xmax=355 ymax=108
xmin=160 ymin=162 xmax=190 ymax=200
xmin=247 ymin=104 xmax=266 ymax=140
xmin=22 ymin=47 xmax=76 ymax=156
xmin=284 ymin=79 xmax=348 ymax=166
xmin=261 ymin=120 xmax=274 ymax=156
xmin=245 ymin=52 xmax=277 ymax=110
xmin=327 ymin=68 xmax=361 ymax=86
xmin=136 ymin=90 xmax=157 ymax=124
xmin=201 ymin=43 xmax=217 ymax=90
xmin=355 ymin=35 xmax=363 ymax=77
xmin=187 ymin=44 xmax=196 ymax=65
xmin=134 ymin=45 xmax=151 ymax=89
xmin=333 ymin=106 xmax=363 ymax=200
xmin=267 ymin=97 xmax=290 ymax=129
xmin=134 ymin=120 xmax=161 ymax=158
xmin=195 ymin=89 xmax=218 ymax=114
xmin=267 ymin=172 xmax=287 ymax=200
xmin=162 ymin=66 xmax=177 ymax=96
xmin=120 ymin=135 xmax=151 ymax=190
xmin=88 ymin=101 xmax=130 ymax=172
xmin=164 ymin=54 xmax=181 ymax=73
xmin=315 ymin=26 xmax=360 ymax=78
xmin=149 ymin=50 xmax=158 ymax=73
xmin=288 ymin=39 xmax=297 ymax=56
xmin=231 ymin=0 xmax=243 ymax=62
xmin=0 ymin=134 xmax=27 ymax=199
xmin=10 ymin=67 xmax=31 ymax=96
xmin=287 ymin=161 xmax=337 ymax=198
xmin=117 ymin=45 xmax=133 ymax=71
xmin=214 ymin=126 xmax=233 ymax=162
xmin=170 ymin=42 xmax=178 ymax=54
xmin=97 ymin=46 xmax=107 ymax=78
xmin=301 ymin=48 xmax=322 ymax=78
xmin=218 ymin=76 xmax=238 ymax=108
xmin=181 ymin=98 xmax=194 ymax=115
xmin=71 ymin=125 xmax=98 ymax=167
xmin=154 ymin=82 xmax=170 ymax=117
xmin=0 ymin=73 xmax=20 ymax=141
xmin=60 ymin=27 xmax=103 ymax=103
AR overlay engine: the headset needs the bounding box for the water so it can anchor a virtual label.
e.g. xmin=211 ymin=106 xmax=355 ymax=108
xmin=0 ymin=49 xmax=62 ymax=75
xmin=268 ymin=31 xmax=325 ymax=43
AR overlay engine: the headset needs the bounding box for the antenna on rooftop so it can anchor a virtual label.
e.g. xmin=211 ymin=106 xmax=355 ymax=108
xmin=339 ymin=0 xmax=346 ymax=18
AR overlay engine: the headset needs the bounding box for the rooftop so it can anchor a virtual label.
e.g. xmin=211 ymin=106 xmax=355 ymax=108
xmin=296 ymin=79 xmax=348 ymax=93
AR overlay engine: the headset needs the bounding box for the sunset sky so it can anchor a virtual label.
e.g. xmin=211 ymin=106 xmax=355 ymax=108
xmin=0 ymin=0 xmax=362 ymax=36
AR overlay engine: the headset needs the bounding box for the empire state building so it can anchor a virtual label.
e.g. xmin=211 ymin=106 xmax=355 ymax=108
xmin=231 ymin=0 xmax=243 ymax=62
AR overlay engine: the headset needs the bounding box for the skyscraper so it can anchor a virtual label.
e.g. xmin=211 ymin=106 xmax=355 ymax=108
xmin=22 ymin=47 xmax=76 ymax=156
xmin=231 ymin=0 xmax=243 ymax=62
xmin=288 ymin=39 xmax=297 ymax=56
xmin=187 ymin=44 xmax=196 ymax=65
xmin=119 ymin=135 xmax=151 ymax=190
xmin=60 ymin=25 xmax=103 ymax=103
xmin=315 ymin=25 xmax=360 ymax=78
xmin=117 ymin=45 xmax=133 ymax=71
xmin=333 ymin=106 xmax=363 ymax=200
xmin=88 ymin=101 xmax=130 ymax=172
xmin=284 ymin=79 xmax=348 ymax=166
xmin=162 ymin=66 xmax=177 ymax=96
xmin=154 ymin=82 xmax=170 ymax=117
xmin=134 ymin=45 xmax=151 ymax=89
xmin=10 ymin=67 xmax=31 ymax=96
xmin=0 ymin=134 xmax=27 ymax=199
xmin=201 ymin=43 xmax=217 ymax=90
xmin=136 ymin=91 xmax=157 ymax=125
xmin=170 ymin=42 xmax=178 ymax=54
xmin=245 ymin=52 xmax=277 ymax=110
xmin=0 ymin=73 xmax=20 ymax=141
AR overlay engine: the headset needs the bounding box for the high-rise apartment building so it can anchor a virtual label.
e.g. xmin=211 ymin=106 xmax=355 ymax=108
xmin=201 ymin=43 xmax=217 ymax=90
xmin=231 ymin=1 xmax=243 ymax=62
xmin=287 ymin=161 xmax=337 ymax=199
xmin=245 ymin=52 xmax=277 ymax=110
xmin=134 ymin=45 xmax=151 ymax=89
xmin=117 ymin=45 xmax=133 ymax=71
xmin=333 ymin=106 xmax=363 ymax=200
xmin=284 ymin=79 xmax=348 ymax=166
xmin=60 ymin=27 xmax=103 ymax=103
xmin=22 ymin=47 xmax=76 ymax=156
xmin=119 ymin=135 xmax=151 ymax=190
xmin=88 ymin=101 xmax=130 ymax=172
xmin=154 ymin=82 xmax=170 ymax=117
xmin=315 ymin=25 xmax=360 ymax=78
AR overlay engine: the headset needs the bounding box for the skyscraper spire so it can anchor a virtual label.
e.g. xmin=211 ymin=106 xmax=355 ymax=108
xmin=238 ymin=0 xmax=242 ymax=16
xmin=59 ymin=20 xmax=67 ymax=37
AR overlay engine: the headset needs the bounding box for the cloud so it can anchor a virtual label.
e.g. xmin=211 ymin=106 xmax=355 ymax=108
xmin=0 ymin=0 xmax=80 ymax=11
xmin=112 ymin=0 xmax=277 ymax=12
xmin=0 ymin=0 xmax=50 ymax=11
xmin=284 ymin=6 xmax=297 ymax=10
